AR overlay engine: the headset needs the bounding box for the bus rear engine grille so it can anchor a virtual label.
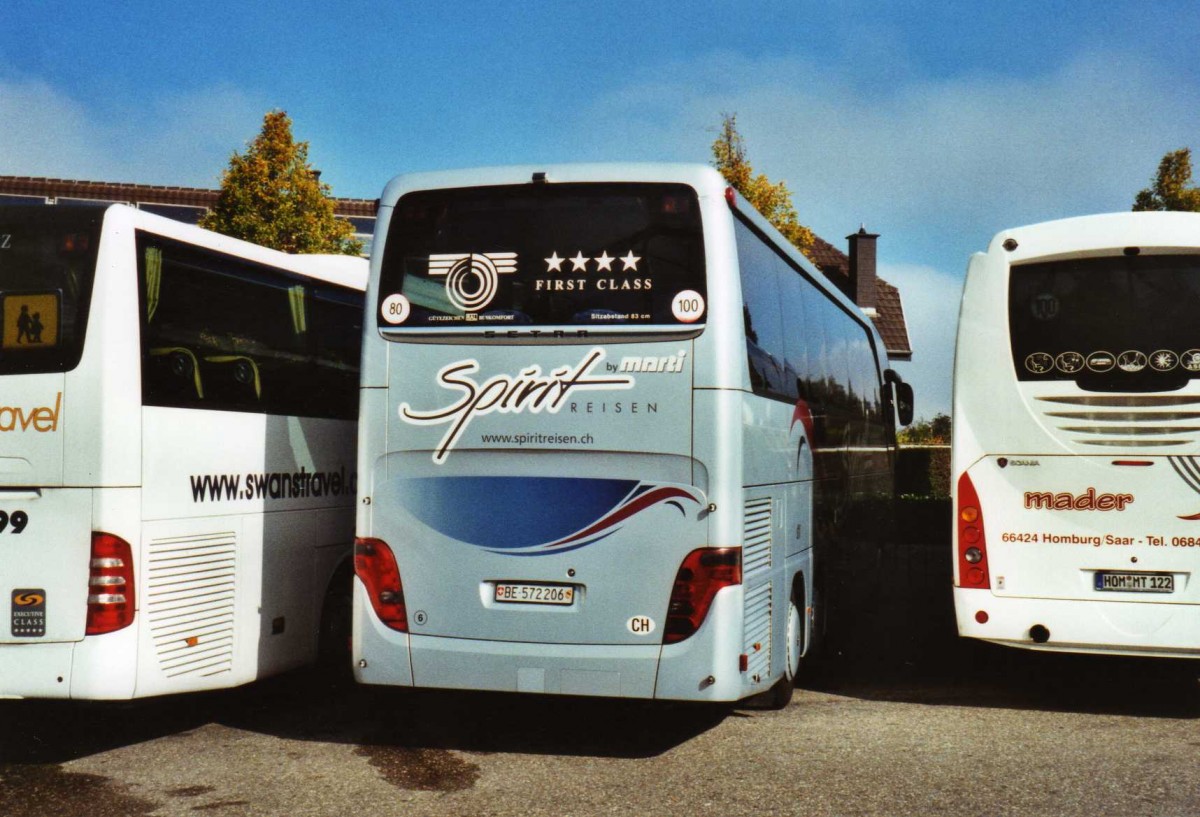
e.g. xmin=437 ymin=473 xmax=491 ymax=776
xmin=146 ymin=531 xmax=237 ymax=679
xmin=1037 ymin=395 xmax=1200 ymax=450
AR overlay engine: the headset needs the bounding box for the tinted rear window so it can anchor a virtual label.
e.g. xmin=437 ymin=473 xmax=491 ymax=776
xmin=0 ymin=206 xmax=101 ymax=374
xmin=1010 ymin=254 xmax=1200 ymax=391
xmin=377 ymin=183 xmax=706 ymax=335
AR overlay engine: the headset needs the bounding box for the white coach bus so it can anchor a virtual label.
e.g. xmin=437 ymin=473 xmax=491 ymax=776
xmin=353 ymin=164 xmax=906 ymax=705
xmin=0 ymin=204 xmax=365 ymax=699
xmin=954 ymin=211 xmax=1200 ymax=658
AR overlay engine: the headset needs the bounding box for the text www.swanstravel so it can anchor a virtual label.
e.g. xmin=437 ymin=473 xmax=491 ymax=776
xmin=190 ymin=467 xmax=356 ymax=503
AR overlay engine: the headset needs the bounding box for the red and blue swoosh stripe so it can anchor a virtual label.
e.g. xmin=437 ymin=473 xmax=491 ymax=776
xmin=395 ymin=476 xmax=702 ymax=555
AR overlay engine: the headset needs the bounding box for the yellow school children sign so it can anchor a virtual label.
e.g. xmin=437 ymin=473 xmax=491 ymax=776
xmin=3 ymin=294 xmax=59 ymax=349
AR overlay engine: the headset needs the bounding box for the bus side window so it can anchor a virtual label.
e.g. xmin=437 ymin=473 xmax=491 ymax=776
xmin=777 ymin=269 xmax=809 ymax=404
xmin=735 ymin=218 xmax=788 ymax=398
xmin=303 ymin=285 xmax=361 ymax=420
xmin=138 ymin=236 xmax=334 ymax=417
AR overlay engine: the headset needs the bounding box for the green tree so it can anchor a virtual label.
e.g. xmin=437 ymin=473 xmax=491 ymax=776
xmin=711 ymin=113 xmax=815 ymax=256
xmin=201 ymin=110 xmax=362 ymax=255
xmin=1133 ymin=147 xmax=1200 ymax=212
xmin=896 ymin=413 xmax=951 ymax=446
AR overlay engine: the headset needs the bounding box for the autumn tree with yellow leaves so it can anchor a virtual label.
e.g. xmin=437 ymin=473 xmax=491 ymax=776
xmin=711 ymin=113 xmax=815 ymax=258
xmin=201 ymin=110 xmax=362 ymax=255
xmin=1133 ymin=147 xmax=1200 ymax=212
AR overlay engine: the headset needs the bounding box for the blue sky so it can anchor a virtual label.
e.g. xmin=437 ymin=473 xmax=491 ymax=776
xmin=4 ymin=1 xmax=1199 ymax=418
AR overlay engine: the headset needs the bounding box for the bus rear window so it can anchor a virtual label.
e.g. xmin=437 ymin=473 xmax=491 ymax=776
xmin=0 ymin=207 xmax=100 ymax=374
xmin=377 ymin=183 xmax=706 ymax=334
xmin=1010 ymin=254 xmax=1200 ymax=391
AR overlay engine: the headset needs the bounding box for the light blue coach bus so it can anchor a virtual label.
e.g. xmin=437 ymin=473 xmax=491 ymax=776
xmin=352 ymin=164 xmax=903 ymax=705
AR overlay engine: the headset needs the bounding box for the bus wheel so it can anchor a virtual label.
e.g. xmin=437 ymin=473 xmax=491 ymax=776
xmin=766 ymin=594 xmax=803 ymax=710
xmin=784 ymin=592 xmax=804 ymax=681
xmin=316 ymin=563 xmax=354 ymax=686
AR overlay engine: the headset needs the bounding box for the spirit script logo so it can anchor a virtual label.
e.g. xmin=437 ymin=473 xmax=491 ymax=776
xmin=400 ymin=348 xmax=633 ymax=463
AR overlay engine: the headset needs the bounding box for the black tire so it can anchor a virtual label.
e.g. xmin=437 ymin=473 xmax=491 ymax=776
xmin=315 ymin=563 xmax=354 ymax=686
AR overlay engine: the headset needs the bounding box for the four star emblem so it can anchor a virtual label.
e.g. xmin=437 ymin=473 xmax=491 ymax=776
xmin=544 ymin=250 xmax=641 ymax=272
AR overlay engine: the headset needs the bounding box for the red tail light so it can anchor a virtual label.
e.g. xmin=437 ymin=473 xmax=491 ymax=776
xmin=354 ymin=537 xmax=407 ymax=631
xmin=86 ymin=532 xmax=135 ymax=635
xmin=956 ymin=473 xmax=990 ymax=589
xmin=664 ymin=547 xmax=741 ymax=644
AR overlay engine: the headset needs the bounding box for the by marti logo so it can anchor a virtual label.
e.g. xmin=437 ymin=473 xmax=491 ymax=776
xmin=400 ymin=348 xmax=634 ymax=463
xmin=0 ymin=393 xmax=61 ymax=433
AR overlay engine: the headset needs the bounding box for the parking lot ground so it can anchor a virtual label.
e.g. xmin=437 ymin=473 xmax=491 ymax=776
xmin=3 ymin=539 xmax=1198 ymax=817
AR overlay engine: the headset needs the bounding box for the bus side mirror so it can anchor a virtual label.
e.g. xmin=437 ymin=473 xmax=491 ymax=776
xmin=884 ymin=369 xmax=915 ymax=427
xmin=895 ymin=382 xmax=914 ymax=427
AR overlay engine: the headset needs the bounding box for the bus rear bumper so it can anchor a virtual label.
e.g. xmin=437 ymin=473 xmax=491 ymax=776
xmin=954 ymin=588 xmax=1200 ymax=658
xmin=0 ymin=642 xmax=75 ymax=699
xmin=353 ymin=585 xmax=759 ymax=700
xmin=408 ymin=634 xmax=662 ymax=698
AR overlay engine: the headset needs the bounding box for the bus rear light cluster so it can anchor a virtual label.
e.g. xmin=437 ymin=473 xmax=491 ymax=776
xmin=354 ymin=537 xmax=408 ymax=632
xmin=86 ymin=532 xmax=135 ymax=635
xmin=956 ymin=473 xmax=991 ymax=590
xmin=664 ymin=547 xmax=741 ymax=644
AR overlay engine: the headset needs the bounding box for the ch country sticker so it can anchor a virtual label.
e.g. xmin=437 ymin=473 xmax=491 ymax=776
xmin=627 ymin=615 xmax=656 ymax=635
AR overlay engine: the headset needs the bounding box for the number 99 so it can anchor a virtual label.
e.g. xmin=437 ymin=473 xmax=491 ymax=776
xmin=0 ymin=511 xmax=29 ymax=533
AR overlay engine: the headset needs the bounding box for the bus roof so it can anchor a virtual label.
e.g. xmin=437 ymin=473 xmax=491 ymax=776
xmin=985 ymin=210 xmax=1200 ymax=263
xmin=379 ymin=163 xmax=729 ymax=209
xmin=97 ymin=203 xmax=368 ymax=291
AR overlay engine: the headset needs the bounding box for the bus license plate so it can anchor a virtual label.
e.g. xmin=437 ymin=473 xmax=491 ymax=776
xmin=494 ymin=583 xmax=574 ymax=605
xmin=1094 ymin=572 xmax=1174 ymax=593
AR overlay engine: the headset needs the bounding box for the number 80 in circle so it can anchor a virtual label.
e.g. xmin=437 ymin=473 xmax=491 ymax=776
xmin=671 ymin=290 xmax=705 ymax=323
xmin=381 ymin=293 xmax=411 ymax=325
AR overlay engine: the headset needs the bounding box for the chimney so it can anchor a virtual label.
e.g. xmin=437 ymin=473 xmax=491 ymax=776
xmin=847 ymin=225 xmax=879 ymax=316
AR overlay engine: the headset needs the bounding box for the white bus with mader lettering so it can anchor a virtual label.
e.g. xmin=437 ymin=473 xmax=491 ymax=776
xmin=0 ymin=204 xmax=366 ymax=699
xmin=954 ymin=212 xmax=1200 ymax=658
xmin=354 ymin=164 xmax=908 ymax=704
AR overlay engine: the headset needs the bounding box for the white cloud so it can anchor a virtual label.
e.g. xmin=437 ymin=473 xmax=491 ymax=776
xmin=0 ymin=76 xmax=266 ymax=186
xmin=0 ymin=76 xmax=109 ymax=178
xmin=571 ymin=47 xmax=1200 ymax=418
xmin=573 ymin=48 xmax=1200 ymax=268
